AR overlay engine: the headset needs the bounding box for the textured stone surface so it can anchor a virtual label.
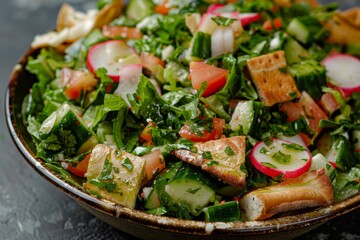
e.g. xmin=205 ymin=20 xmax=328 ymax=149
xmin=0 ymin=1 xmax=359 ymax=240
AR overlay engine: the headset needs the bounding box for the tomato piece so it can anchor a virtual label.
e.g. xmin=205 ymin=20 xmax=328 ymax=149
xmin=61 ymin=68 xmax=98 ymax=100
xmin=141 ymin=149 xmax=165 ymax=186
xmin=141 ymin=52 xmax=165 ymax=75
xmin=280 ymin=91 xmax=328 ymax=145
xmin=155 ymin=0 xmax=170 ymax=15
xmin=263 ymin=17 xmax=282 ymax=31
xmin=179 ymin=118 xmax=225 ymax=142
xmin=189 ymin=61 xmax=229 ymax=97
xmin=68 ymin=154 xmax=91 ymax=177
xmin=320 ymin=92 xmax=340 ymax=115
xmin=140 ymin=122 xmax=157 ymax=145
xmin=102 ymin=25 xmax=142 ymax=39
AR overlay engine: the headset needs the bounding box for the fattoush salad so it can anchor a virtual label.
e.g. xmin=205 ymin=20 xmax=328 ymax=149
xmin=23 ymin=0 xmax=360 ymax=221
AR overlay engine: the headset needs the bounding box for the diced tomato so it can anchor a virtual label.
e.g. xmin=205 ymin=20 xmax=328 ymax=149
xmin=141 ymin=149 xmax=165 ymax=186
xmin=67 ymin=154 xmax=91 ymax=177
xmin=61 ymin=67 xmax=98 ymax=100
xmin=280 ymin=91 xmax=328 ymax=146
xmin=102 ymin=25 xmax=142 ymax=39
xmin=320 ymin=92 xmax=340 ymax=115
xmin=155 ymin=0 xmax=170 ymax=15
xmin=263 ymin=17 xmax=283 ymax=31
xmin=179 ymin=118 xmax=225 ymax=142
xmin=189 ymin=61 xmax=229 ymax=97
xmin=140 ymin=122 xmax=157 ymax=145
xmin=141 ymin=52 xmax=165 ymax=76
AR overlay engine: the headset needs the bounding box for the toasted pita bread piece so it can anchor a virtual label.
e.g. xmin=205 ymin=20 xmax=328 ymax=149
xmin=247 ymin=50 xmax=301 ymax=106
xmin=239 ymin=169 xmax=334 ymax=221
xmin=173 ymin=136 xmax=247 ymax=189
xmin=325 ymin=7 xmax=360 ymax=45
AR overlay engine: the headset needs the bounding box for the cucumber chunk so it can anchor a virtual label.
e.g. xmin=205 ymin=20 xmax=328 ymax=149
xmin=289 ymin=59 xmax=326 ymax=99
xmin=165 ymin=178 xmax=215 ymax=216
xmin=39 ymin=103 xmax=97 ymax=156
xmin=126 ymin=0 xmax=154 ymax=21
xmin=286 ymin=16 xmax=328 ymax=45
xmin=229 ymin=100 xmax=262 ymax=136
xmin=284 ymin=37 xmax=310 ymax=65
xmin=204 ymin=201 xmax=241 ymax=222
xmin=189 ymin=31 xmax=211 ymax=60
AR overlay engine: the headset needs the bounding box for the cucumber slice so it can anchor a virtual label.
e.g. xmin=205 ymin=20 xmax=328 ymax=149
xmin=229 ymin=100 xmax=262 ymax=136
xmin=126 ymin=0 xmax=154 ymax=21
xmin=284 ymin=37 xmax=310 ymax=65
xmin=204 ymin=201 xmax=241 ymax=222
xmin=144 ymin=187 xmax=161 ymax=209
xmin=286 ymin=16 xmax=327 ymax=45
xmin=189 ymin=31 xmax=211 ymax=60
xmin=39 ymin=103 xmax=97 ymax=155
xmin=322 ymin=135 xmax=358 ymax=171
xmin=309 ymin=153 xmax=336 ymax=179
xmin=289 ymin=59 xmax=326 ymax=99
xmin=165 ymin=178 xmax=215 ymax=216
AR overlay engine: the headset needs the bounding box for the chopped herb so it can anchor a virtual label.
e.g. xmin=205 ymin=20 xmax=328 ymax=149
xmin=207 ymin=160 xmax=219 ymax=167
xmin=115 ymin=150 xmax=122 ymax=157
xmin=225 ymin=146 xmax=235 ymax=156
xmin=186 ymin=187 xmax=201 ymax=194
xmin=211 ymin=16 xmax=236 ymax=26
xmin=289 ymin=92 xmax=298 ymax=98
xmin=113 ymin=167 xmax=120 ymax=173
xmin=260 ymin=147 xmax=269 ymax=154
xmin=261 ymin=162 xmax=277 ymax=169
xmin=202 ymin=151 xmax=213 ymax=159
xmin=99 ymin=159 xmax=114 ymax=180
xmin=281 ymin=143 xmax=306 ymax=151
xmin=278 ymin=67 xmax=287 ymax=73
xmin=105 ymin=182 xmax=117 ymax=192
xmin=301 ymin=158 xmax=308 ymax=161
xmin=90 ymin=179 xmax=107 ymax=189
xmin=121 ymin=158 xmax=134 ymax=172
xmin=272 ymin=151 xmax=291 ymax=164
xmin=132 ymin=146 xmax=153 ymax=156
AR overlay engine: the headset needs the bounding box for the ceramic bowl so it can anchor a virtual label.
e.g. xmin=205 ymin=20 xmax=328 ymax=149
xmin=5 ymin=22 xmax=360 ymax=240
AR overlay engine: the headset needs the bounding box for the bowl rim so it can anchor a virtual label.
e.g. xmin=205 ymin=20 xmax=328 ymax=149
xmin=5 ymin=47 xmax=360 ymax=237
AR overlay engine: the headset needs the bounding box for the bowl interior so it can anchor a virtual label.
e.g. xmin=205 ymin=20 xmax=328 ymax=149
xmin=6 ymin=47 xmax=360 ymax=240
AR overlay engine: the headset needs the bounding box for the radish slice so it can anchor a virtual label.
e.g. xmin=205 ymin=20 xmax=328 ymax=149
xmin=114 ymin=64 xmax=142 ymax=104
xmin=322 ymin=54 xmax=360 ymax=97
xmin=250 ymin=139 xmax=312 ymax=178
xmin=87 ymin=40 xmax=141 ymax=82
xmin=239 ymin=13 xmax=262 ymax=27
xmin=207 ymin=4 xmax=225 ymax=14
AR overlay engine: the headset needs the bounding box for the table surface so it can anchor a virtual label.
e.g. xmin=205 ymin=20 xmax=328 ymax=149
xmin=1 ymin=1 xmax=360 ymax=239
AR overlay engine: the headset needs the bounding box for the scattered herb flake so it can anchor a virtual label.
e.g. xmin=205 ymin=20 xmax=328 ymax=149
xmin=281 ymin=143 xmax=306 ymax=151
xmin=121 ymin=158 xmax=134 ymax=172
xmin=202 ymin=151 xmax=213 ymax=160
xmin=207 ymin=160 xmax=219 ymax=167
xmin=260 ymin=147 xmax=269 ymax=154
xmin=225 ymin=146 xmax=235 ymax=156
xmin=272 ymin=151 xmax=291 ymax=164
xmin=187 ymin=187 xmax=201 ymax=194
xmin=261 ymin=162 xmax=277 ymax=169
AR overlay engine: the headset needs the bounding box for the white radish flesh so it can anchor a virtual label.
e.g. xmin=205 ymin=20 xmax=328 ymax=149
xmin=87 ymin=40 xmax=141 ymax=82
xmin=322 ymin=54 xmax=360 ymax=97
xmin=250 ymin=139 xmax=312 ymax=178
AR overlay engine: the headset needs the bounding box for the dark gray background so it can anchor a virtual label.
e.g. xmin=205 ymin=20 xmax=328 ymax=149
xmin=0 ymin=1 xmax=359 ymax=239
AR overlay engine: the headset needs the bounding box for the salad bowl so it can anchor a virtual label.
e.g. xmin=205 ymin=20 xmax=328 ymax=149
xmin=5 ymin=0 xmax=360 ymax=239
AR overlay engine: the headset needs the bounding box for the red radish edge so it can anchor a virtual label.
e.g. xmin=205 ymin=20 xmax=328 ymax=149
xmin=206 ymin=4 xmax=261 ymax=27
xmin=250 ymin=139 xmax=312 ymax=179
xmin=87 ymin=40 xmax=140 ymax=82
xmin=322 ymin=53 xmax=360 ymax=97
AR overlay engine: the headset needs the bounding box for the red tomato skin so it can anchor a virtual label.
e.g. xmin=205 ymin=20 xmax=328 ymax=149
xmin=320 ymin=92 xmax=340 ymax=115
xmin=179 ymin=118 xmax=225 ymax=142
xmin=189 ymin=61 xmax=229 ymax=97
xmin=68 ymin=154 xmax=91 ymax=177
xmin=280 ymin=91 xmax=328 ymax=146
xmin=140 ymin=122 xmax=157 ymax=145
xmin=61 ymin=68 xmax=98 ymax=100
